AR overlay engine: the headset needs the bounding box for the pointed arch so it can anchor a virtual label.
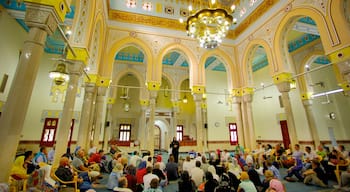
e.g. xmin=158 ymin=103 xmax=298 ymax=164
xmin=298 ymin=50 xmax=326 ymax=93
xmin=112 ymin=68 xmax=147 ymax=100
xmin=157 ymin=44 xmax=199 ymax=88
xmin=199 ymin=49 xmax=238 ymax=90
xmin=162 ymin=72 xmax=176 ymax=100
xmin=274 ymin=6 xmax=337 ymax=73
xmin=102 ymin=37 xmax=153 ymax=78
xmin=241 ymin=39 xmax=275 ymax=86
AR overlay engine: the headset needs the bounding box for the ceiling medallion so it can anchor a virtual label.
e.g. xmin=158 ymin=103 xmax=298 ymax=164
xmin=180 ymin=0 xmax=237 ymax=49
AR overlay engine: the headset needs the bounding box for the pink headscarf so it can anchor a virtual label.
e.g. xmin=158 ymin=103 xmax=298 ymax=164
xmin=269 ymin=179 xmax=285 ymax=192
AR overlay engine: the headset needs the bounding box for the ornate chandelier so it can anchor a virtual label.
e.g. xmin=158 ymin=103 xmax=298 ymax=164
xmin=184 ymin=0 xmax=236 ymax=49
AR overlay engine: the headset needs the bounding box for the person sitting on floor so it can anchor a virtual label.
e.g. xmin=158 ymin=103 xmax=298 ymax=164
xmin=142 ymin=178 xmax=162 ymax=192
xmin=107 ymin=163 xmax=124 ymax=190
xmin=261 ymin=170 xmax=274 ymax=192
xmin=113 ymin=176 xmax=133 ymax=192
xmin=303 ymin=159 xmax=327 ymax=187
xmin=266 ymin=178 xmax=286 ymax=192
xmin=237 ymin=171 xmax=257 ymax=192
xmin=284 ymin=158 xmax=304 ymax=182
xmin=178 ymin=170 xmax=196 ymax=192
xmin=143 ymin=166 xmax=159 ymax=190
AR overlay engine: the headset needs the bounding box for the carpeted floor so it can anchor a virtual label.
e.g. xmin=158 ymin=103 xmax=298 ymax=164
xmin=93 ymin=167 xmax=338 ymax=192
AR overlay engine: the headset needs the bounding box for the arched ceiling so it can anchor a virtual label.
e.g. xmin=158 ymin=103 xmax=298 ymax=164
xmin=0 ymin=0 xmax=330 ymax=73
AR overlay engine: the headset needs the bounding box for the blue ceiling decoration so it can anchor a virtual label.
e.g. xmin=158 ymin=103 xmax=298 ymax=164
xmin=252 ymin=55 xmax=268 ymax=72
xmin=212 ymin=63 xmax=226 ymax=72
xmin=162 ymin=52 xmax=180 ymax=65
xmin=314 ymin=56 xmax=330 ymax=65
xmin=205 ymin=57 xmax=217 ymax=68
xmin=115 ymin=52 xmax=144 ymax=63
xmin=1 ymin=0 xmax=76 ymax=55
xmin=298 ymin=16 xmax=316 ymax=26
xmin=15 ymin=19 xmax=29 ymax=32
xmin=288 ymin=34 xmax=320 ymax=52
xmin=181 ymin=60 xmax=189 ymax=67
xmin=0 ymin=0 xmax=25 ymax=11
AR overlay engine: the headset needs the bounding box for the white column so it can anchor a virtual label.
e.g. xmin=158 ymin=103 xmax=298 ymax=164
xmin=53 ymin=62 xmax=84 ymax=168
xmin=0 ymin=3 xmax=60 ymax=181
xmin=232 ymin=96 xmax=244 ymax=146
xmin=76 ymin=83 xmax=96 ymax=150
xmin=103 ymin=103 xmax=113 ymax=151
xmin=148 ymin=91 xmax=158 ymax=156
xmin=241 ymin=99 xmax=249 ymax=148
xmin=302 ymin=99 xmax=320 ymax=148
xmin=193 ymin=93 xmax=203 ymax=151
xmin=139 ymin=106 xmax=147 ymax=150
xmin=93 ymin=87 xmax=107 ymax=148
xmin=276 ymin=82 xmax=298 ymax=147
xmin=243 ymin=94 xmax=256 ymax=150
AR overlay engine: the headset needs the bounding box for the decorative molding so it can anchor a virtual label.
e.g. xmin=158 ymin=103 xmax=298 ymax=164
xmin=108 ymin=10 xmax=184 ymax=31
xmin=234 ymin=0 xmax=279 ymax=38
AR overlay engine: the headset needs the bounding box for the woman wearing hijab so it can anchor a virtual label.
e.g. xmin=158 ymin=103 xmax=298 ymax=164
xmin=10 ymin=151 xmax=34 ymax=179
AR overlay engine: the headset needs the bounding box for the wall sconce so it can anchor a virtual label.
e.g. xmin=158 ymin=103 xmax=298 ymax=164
xmin=309 ymin=81 xmax=325 ymax=88
xmin=182 ymin=94 xmax=188 ymax=103
xmin=290 ymin=79 xmax=297 ymax=89
xmin=123 ymin=102 xmax=130 ymax=112
xmin=164 ymin=85 xmax=169 ymax=97
xmin=49 ymin=63 xmax=69 ymax=85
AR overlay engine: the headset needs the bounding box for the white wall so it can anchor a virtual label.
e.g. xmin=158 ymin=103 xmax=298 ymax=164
xmin=0 ymin=12 xmax=27 ymax=102
xmin=0 ymin=12 xmax=84 ymax=145
xmin=205 ymin=70 xmax=233 ymax=141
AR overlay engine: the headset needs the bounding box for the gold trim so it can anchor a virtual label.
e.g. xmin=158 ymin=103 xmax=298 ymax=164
xmin=96 ymin=76 xmax=110 ymax=87
xmin=24 ymin=0 xmax=70 ymax=22
xmin=242 ymin=87 xmax=254 ymax=95
xmin=301 ymin=92 xmax=313 ymax=100
xmin=146 ymin=81 xmax=161 ymax=91
xmin=140 ymin=99 xmax=149 ymax=106
xmin=191 ymin=85 xmax=205 ymax=94
xmin=109 ymin=10 xmax=185 ymax=31
xmin=66 ymin=47 xmax=89 ymax=65
xmin=107 ymin=97 xmax=115 ymax=104
xmin=273 ymin=72 xmax=293 ymax=84
xmin=234 ymin=0 xmax=279 ymax=37
xmin=108 ymin=0 xmax=276 ymax=39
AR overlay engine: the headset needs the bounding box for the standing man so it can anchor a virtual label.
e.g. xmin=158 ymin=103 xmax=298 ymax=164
xmin=170 ymin=137 xmax=180 ymax=163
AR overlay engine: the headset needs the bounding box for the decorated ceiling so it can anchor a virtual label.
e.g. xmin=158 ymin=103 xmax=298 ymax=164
xmin=0 ymin=0 xmax=329 ymax=73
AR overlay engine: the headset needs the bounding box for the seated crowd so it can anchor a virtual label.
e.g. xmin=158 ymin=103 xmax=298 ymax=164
xmin=7 ymin=142 xmax=350 ymax=192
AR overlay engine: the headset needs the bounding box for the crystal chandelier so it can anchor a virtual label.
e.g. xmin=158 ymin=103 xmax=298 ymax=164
xmin=184 ymin=0 xmax=236 ymax=49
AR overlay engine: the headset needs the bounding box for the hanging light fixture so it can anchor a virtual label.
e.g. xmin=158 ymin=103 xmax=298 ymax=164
xmin=182 ymin=94 xmax=188 ymax=103
xmin=183 ymin=0 xmax=236 ymax=49
xmin=49 ymin=62 xmax=69 ymax=85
